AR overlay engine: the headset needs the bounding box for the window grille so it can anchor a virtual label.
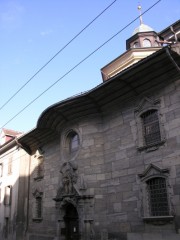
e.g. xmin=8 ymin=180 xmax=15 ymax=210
xmin=147 ymin=177 xmax=169 ymax=216
xmin=141 ymin=110 xmax=161 ymax=146
xmin=36 ymin=197 xmax=42 ymax=219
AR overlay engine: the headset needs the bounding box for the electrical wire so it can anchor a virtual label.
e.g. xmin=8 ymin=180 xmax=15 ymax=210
xmin=0 ymin=0 xmax=117 ymax=112
xmin=0 ymin=0 xmax=161 ymax=130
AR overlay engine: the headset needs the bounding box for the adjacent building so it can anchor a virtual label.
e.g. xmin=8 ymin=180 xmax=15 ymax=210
xmin=0 ymin=129 xmax=30 ymax=240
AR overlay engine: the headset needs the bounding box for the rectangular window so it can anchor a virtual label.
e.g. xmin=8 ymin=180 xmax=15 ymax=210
xmin=8 ymin=158 xmax=12 ymax=175
xmin=0 ymin=163 xmax=3 ymax=177
xmin=4 ymin=217 xmax=9 ymax=238
xmin=142 ymin=110 xmax=161 ymax=146
xmin=147 ymin=177 xmax=169 ymax=216
xmin=36 ymin=197 xmax=42 ymax=219
xmin=4 ymin=186 xmax=12 ymax=206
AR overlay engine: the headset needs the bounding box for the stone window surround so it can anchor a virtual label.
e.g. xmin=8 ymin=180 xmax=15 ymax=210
xmin=138 ymin=164 xmax=174 ymax=224
xmin=135 ymin=97 xmax=166 ymax=151
xmin=61 ymin=128 xmax=82 ymax=161
xmin=33 ymin=149 xmax=44 ymax=181
xmin=32 ymin=190 xmax=43 ymax=222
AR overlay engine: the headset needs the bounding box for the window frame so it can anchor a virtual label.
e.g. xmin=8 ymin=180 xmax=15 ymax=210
xmin=135 ymin=98 xmax=166 ymax=152
xmin=7 ymin=157 xmax=12 ymax=175
xmin=32 ymin=190 xmax=43 ymax=222
xmin=146 ymin=177 xmax=169 ymax=217
xmin=141 ymin=109 xmax=161 ymax=146
xmin=62 ymin=128 xmax=81 ymax=161
xmin=4 ymin=185 xmax=12 ymax=206
xmin=33 ymin=150 xmax=44 ymax=181
xmin=138 ymin=164 xmax=174 ymax=224
xmin=0 ymin=163 xmax=3 ymax=177
xmin=69 ymin=132 xmax=80 ymax=156
xmin=143 ymin=38 xmax=152 ymax=47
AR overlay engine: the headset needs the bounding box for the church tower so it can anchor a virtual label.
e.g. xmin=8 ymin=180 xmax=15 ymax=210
xmin=101 ymin=5 xmax=162 ymax=81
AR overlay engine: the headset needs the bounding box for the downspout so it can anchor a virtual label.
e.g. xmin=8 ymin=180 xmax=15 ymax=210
xmin=24 ymin=154 xmax=31 ymax=238
xmin=15 ymin=138 xmax=32 ymax=239
xmin=165 ymin=46 xmax=180 ymax=73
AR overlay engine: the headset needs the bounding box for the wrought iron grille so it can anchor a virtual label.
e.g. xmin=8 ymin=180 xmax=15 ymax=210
xmin=147 ymin=177 xmax=169 ymax=216
xmin=36 ymin=197 xmax=42 ymax=218
xmin=141 ymin=110 xmax=161 ymax=146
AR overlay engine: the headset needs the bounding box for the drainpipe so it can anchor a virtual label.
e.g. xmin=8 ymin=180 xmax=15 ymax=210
xmin=24 ymin=154 xmax=31 ymax=239
xmin=165 ymin=46 xmax=180 ymax=73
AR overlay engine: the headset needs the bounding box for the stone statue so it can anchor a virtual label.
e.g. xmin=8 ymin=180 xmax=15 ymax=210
xmin=60 ymin=162 xmax=78 ymax=194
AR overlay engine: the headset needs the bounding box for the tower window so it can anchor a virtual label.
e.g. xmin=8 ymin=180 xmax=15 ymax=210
xmin=143 ymin=39 xmax=151 ymax=47
xmin=133 ymin=42 xmax=140 ymax=48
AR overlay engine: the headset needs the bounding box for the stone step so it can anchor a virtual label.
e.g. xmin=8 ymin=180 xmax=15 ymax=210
xmin=127 ymin=232 xmax=180 ymax=240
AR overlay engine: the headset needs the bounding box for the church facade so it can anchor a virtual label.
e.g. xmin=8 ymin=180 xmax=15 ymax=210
xmin=18 ymin=19 xmax=180 ymax=240
xmin=1 ymin=19 xmax=180 ymax=240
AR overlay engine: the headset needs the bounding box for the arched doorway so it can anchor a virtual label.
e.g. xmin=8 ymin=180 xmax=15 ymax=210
xmin=64 ymin=204 xmax=79 ymax=240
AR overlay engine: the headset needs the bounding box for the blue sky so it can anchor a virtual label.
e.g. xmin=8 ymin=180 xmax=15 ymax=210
xmin=0 ymin=0 xmax=179 ymax=133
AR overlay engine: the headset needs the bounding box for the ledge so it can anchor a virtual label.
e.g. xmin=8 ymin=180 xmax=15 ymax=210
xmin=137 ymin=140 xmax=165 ymax=152
xmin=32 ymin=218 xmax=43 ymax=223
xmin=33 ymin=176 xmax=44 ymax=181
xmin=143 ymin=216 xmax=174 ymax=225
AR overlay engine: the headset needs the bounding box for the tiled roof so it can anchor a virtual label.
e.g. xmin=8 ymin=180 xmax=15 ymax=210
xmin=2 ymin=128 xmax=23 ymax=137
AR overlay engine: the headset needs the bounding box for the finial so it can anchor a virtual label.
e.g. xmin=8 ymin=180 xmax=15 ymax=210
xmin=138 ymin=4 xmax=143 ymax=25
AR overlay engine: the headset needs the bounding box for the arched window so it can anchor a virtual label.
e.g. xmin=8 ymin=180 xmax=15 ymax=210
xmin=147 ymin=177 xmax=169 ymax=216
xmin=133 ymin=42 xmax=140 ymax=48
xmin=32 ymin=190 xmax=43 ymax=221
xmin=69 ymin=132 xmax=79 ymax=154
xmin=141 ymin=110 xmax=161 ymax=146
xmin=143 ymin=39 xmax=151 ymax=47
xmin=34 ymin=150 xmax=44 ymax=180
xmin=65 ymin=130 xmax=80 ymax=159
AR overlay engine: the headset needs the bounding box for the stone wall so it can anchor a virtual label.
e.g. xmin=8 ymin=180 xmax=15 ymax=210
xmin=27 ymin=78 xmax=180 ymax=239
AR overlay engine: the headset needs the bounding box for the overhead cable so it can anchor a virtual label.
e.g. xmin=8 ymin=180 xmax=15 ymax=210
xmin=0 ymin=0 xmax=161 ymax=130
xmin=0 ymin=0 xmax=117 ymax=111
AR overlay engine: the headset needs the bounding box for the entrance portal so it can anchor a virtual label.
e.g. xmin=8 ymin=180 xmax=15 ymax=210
xmin=64 ymin=204 xmax=79 ymax=240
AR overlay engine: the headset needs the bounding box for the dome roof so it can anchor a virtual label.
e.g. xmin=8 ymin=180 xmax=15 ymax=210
xmin=133 ymin=23 xmax=154 ymax=35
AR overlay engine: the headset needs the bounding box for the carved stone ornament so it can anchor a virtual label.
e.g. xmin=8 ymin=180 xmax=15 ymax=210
xmin=32 ymin=189 xmax=43 ymax=198
xmin=138 ymin=164 xmax=169 ymax=181
xmin=60 ymin=162 xmax=78 ymax=195
xmin=135 ymin=96 xmax=160 ymax=114
xmin=54 ymin=162 xmax=89 ymax=205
